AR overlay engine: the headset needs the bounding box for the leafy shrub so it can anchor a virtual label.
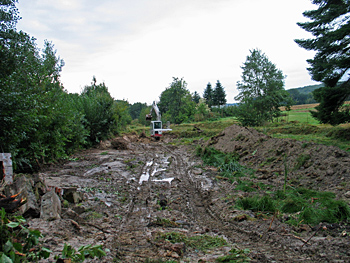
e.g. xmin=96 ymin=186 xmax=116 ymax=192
xmin=0 ymin=208 xmax=51 ymax=262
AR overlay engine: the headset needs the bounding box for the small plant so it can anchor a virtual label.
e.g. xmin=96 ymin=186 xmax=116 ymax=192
xmin=100 ymin=151 xmax=109 ymax=155
xmin=55 ymin=243 xmax=106 ymax=262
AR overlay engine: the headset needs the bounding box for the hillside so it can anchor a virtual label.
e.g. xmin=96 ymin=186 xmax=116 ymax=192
xmin=287 ymin=83 xmax=324 ymax=94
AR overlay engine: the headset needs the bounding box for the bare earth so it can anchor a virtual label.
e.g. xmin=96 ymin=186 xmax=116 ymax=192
xmin=27 ymin=125 xmax=350 ymax=262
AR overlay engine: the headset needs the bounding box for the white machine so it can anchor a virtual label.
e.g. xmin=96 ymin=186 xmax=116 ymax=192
xmin=146 ymin=101 xmax=172 ymax=139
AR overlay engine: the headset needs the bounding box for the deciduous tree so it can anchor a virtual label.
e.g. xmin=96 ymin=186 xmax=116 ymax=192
xmin=235 ymin=49 xmax=292 ymax=126
xmin=158 ymin=77 xmax=195 ymax=124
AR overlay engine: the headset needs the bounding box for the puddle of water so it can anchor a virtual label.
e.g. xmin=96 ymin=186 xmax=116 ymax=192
xmin=139 ymin=172 xmax=150 ymax=185
xmin=152 ymin=177 xmax=174 ymax=184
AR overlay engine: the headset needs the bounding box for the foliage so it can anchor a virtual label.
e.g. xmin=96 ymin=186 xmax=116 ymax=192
xmin=311 ymin=85 xmax=350 ymax=125
xmin=0 ymin=1 xmax=129 ymax=171
xmin=0 ymin=208 xmax=51 ymax=262
xmin=212 ymin=80 xmax=227 ymax=107
xmin=287 ymin=88 xmax=316 ymax=105
xmin=295 ymin=0 xmax=350 ymax=125
xmin=113 ymin=100 xmax=132 ymax=133
xmin=203 ymin=82 xmax=214 ymax=107
xmin=138 ymin=106 xmax=152 ymax=126
xmin=193 ymin=98 xmax=212 ymax=122
xmin=158 ymin=77 xmax=196 ymax=124
xmin=192 ymin=91 xmax=201 ymax=104
xmin=234 ymin=49 xmax=293 ymax=126
xmin=129 ymin=102 xmax=147 ymax=120
xmin=79 ymin=78 xmax=117 ymax=144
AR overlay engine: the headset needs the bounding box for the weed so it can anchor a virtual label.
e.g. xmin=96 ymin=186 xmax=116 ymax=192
xmin=100 ymin=151 xmax=109 ymax=155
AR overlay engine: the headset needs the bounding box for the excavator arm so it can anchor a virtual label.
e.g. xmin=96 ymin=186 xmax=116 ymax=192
xmin=146 ymin=101 xmax=161 ymax=121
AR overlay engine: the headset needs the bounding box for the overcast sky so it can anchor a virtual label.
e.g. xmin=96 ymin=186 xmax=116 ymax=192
xmin=17 ymin=0 xmax=319 ymax=104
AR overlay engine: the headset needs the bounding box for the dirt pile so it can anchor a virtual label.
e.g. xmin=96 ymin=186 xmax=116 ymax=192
xmin=207 ymin=124 xmax=350 ymax=197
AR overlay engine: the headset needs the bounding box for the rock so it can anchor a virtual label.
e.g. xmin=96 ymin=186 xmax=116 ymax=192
xmin=13 ymin=175 xmax=40 ymax=218
xmin=63 ymin=188 xmax=84 ymax=204
xmin=344 ymin=191 xmax=350 ymax=198
xmin=41 ymin=190 xmax=61 ymax=220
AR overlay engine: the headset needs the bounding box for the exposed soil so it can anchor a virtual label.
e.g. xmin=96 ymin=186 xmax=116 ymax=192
xmin=24 ymin=125 xmax=350 ymax=262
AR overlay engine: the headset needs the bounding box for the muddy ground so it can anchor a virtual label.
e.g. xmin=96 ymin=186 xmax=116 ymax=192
xmin=25 ymin=125 xmax=350 ymax=262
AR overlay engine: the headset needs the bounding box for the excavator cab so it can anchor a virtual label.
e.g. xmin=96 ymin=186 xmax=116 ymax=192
xmin=150 ymin=121 xmax=163 ymax=138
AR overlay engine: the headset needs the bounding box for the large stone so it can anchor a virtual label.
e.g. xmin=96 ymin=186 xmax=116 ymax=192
xmin=41 ymin=190 xmax=61 ymax=220
xmin=13 ymin=175 xmax=40 ymax=218
xmin=63 ymin=187 xmax=84 ymax=204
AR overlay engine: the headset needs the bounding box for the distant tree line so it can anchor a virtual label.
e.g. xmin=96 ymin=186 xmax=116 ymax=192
xmin=286 ymin=88 xmax=317 ymax=105
xmin=0 ymin=1 xmax=131 ymax=171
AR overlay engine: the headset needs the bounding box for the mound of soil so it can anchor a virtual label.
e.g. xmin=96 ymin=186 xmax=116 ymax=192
xmin=207 ymin=125 xmax=350 ymax=197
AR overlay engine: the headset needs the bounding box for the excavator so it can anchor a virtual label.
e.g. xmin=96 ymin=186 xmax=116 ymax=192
xmin=146 ymin=101 xmax=172 ymax=139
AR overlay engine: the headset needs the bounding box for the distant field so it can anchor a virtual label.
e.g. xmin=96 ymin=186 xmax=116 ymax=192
xmin=279 ymin=101 xmax=350 ymax=125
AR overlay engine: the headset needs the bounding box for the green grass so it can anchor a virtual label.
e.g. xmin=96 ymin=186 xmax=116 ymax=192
xmin=195 ymin=146 xmax=251 ymax=181
xmin=236 ymin=188 xmax=350 ymax=226
xmin=280 ymin=110 xmax=319 ymax=125
xmin=256 ymin=122 xmax=350 ymax=152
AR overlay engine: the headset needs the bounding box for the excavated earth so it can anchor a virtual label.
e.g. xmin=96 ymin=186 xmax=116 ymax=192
xmin=23 ymin=125 xmax=350 ymax=262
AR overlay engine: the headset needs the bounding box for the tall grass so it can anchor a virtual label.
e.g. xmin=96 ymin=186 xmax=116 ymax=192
xmin=236 ymin=188 xmax=350 ymax=226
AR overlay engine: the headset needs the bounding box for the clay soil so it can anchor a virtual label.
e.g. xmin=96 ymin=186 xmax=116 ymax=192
xmin=27 ymin=125 xmax=350 ymax=262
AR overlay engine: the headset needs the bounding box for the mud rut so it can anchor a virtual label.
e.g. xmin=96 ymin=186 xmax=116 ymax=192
xmin=102 ymin=142 xmax=317 ymax=262
xmin=36 ymin=140 xmax=349 ymax=262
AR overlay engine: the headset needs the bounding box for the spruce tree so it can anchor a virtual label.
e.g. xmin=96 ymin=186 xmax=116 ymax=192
xmin=203 ymin=82 xmax=213 ymax=107
xmin=213 ymin=80 xmax=227 ymax=107
xmin=295 ymin=0 xmax=350 ymax=125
